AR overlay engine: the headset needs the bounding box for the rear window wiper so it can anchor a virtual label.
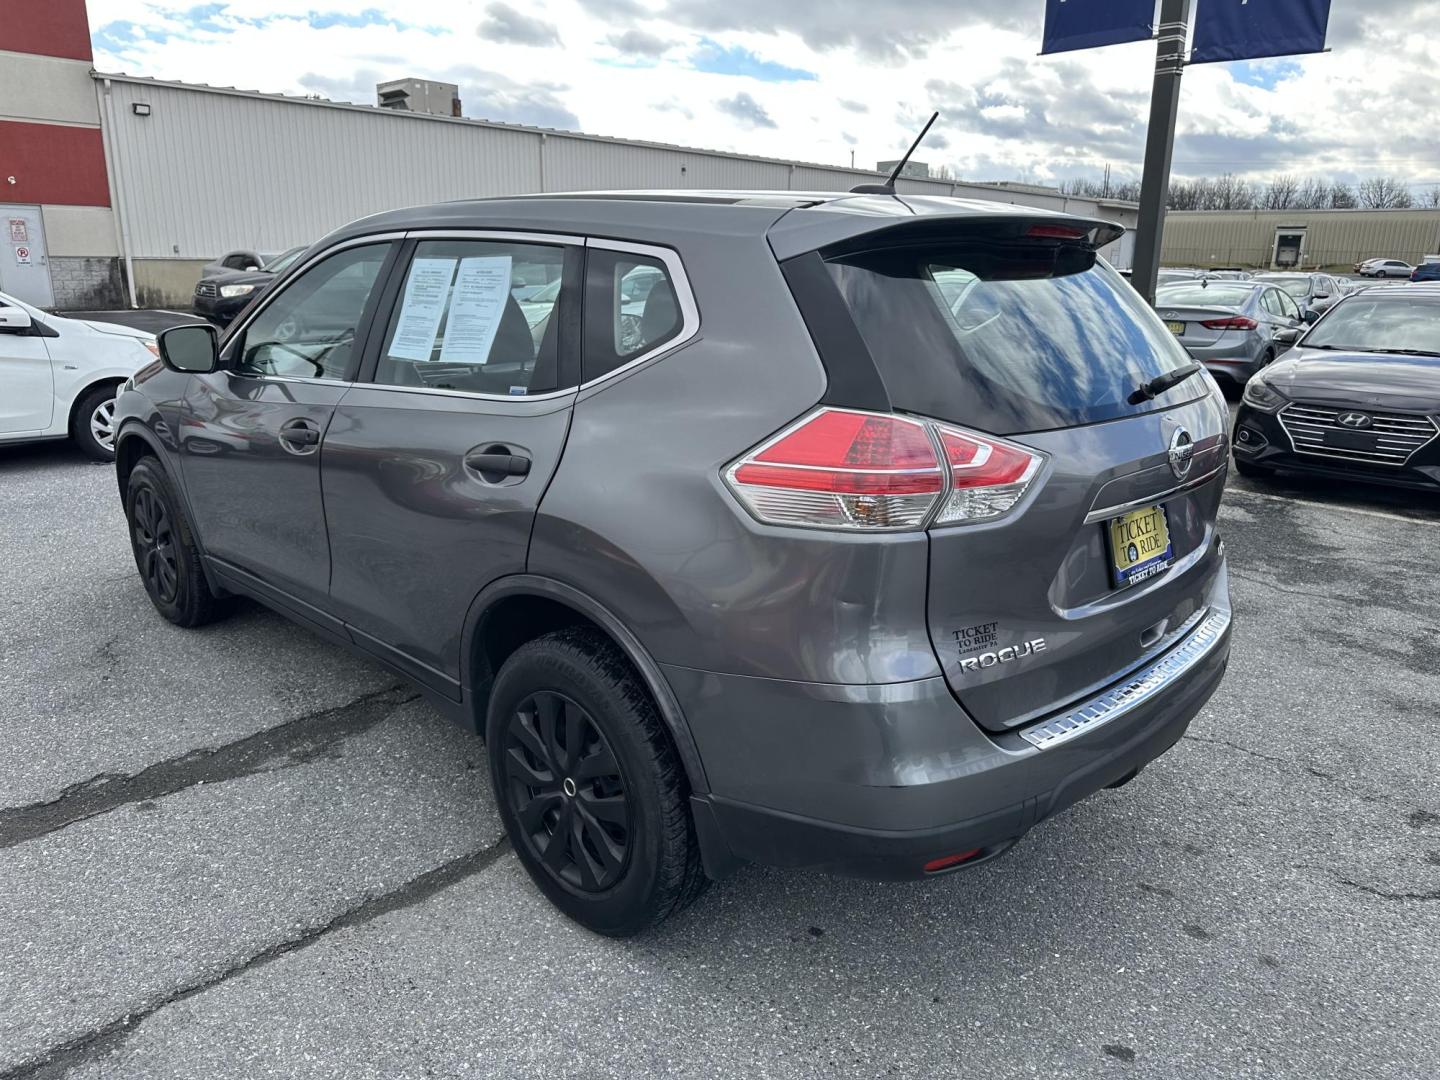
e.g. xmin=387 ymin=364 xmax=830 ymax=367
xmin=1128 ymin=362 xmax=1203 ymax=405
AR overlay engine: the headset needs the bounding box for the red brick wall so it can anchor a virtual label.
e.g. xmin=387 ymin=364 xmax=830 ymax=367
xmin=1 ymin=0 xmax=94 ymax=61
xmin=0 ymin=121 xmax=110 ymax=206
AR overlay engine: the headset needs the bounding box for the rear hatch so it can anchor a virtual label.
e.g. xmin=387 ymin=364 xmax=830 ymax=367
xmin=798 ymin=216 xmax=1230 ymax=730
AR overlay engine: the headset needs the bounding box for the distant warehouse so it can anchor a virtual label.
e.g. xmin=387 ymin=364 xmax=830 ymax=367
xmin=1161 ymin=208 xmax=1440 ymax=272
xmin=1 ymin=0 xmax=1138 ymax=312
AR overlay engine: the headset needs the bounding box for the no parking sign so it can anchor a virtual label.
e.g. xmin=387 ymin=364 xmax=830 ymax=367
xmin=14 ymin=245 xmax=31 ymax=265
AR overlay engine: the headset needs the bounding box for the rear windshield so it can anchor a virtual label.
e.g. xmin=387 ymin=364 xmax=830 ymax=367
xmin=827 ymin=244 xmax=1199 ymax=433
xmin=1156 ymin=283 xmax=1255 ymax=308
xmin=1304 ymin=296 xmax=1440 ymax=355
xmin=1257 ymin=275 xmax=1311 ymax=299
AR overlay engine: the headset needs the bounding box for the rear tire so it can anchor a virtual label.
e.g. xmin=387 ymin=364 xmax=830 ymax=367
xmin=124 ymin=458 xmax=229 ymax=627
xmin=72 ymin=384 xmax=119 ymax=462
xmin=487 ymin=627 xmax=707 ymax=936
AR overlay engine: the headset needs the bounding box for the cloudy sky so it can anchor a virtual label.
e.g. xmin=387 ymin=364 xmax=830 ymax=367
xmin=88 ymin=0 xmax=1439 ymax=191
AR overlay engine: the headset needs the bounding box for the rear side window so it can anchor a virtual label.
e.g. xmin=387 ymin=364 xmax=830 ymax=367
xmin=826 ymin=243 xmax=1196 ymax=434
xmin=373 ymin=239 xmax=571 ymax=396
xmin=583 ymin=248 xmax=685 ymax=382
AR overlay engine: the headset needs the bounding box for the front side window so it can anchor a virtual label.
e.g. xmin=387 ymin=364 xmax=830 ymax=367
xmin=373 ymin=239 xmax=569 ymax=396
xmin=583 ymin=249 xmax=685 ymax=382
xmin=233 ymin=244 xmax=389 ymax=381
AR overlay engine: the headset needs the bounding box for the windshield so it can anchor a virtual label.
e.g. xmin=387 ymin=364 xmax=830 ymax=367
xmin=828 ymin=244 xmax=1196 ymax=434
xmin=263 ymin=247 xmax=305 ymax=274
xmin=1258 ymin=276 xmax=1310 ymax=299
xmin=1156 ymin=283 xmax=1256 ymax=308
xmin=1303 ymin=296 xmax=1440 ymax=355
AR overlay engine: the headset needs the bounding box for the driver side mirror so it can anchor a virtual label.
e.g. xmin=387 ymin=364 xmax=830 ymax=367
xmin=157 ymin=323 xmax=220 ymax=374
xmin=1302 ymin=309 xmax=1320 ymax=325
xmin=1274 ymin=327 xmax=1302 ymax=346
xmin=0 ymin=305 xmax=34 ymax=334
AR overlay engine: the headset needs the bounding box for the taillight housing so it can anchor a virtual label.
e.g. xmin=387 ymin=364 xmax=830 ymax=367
xmin=723 ymin=407 xmax=1043 ymax=531
xmin=1199 ymin=315 xmax=1258 ymax=330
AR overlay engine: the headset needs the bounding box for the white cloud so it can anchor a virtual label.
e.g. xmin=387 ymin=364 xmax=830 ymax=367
xmin=85 ymin=0 xmax=1440 ymax=189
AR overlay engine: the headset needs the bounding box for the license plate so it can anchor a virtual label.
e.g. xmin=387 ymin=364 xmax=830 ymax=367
xmin=1107 ymin=505 xmax=1174 ymax=588
xmin=1323 ymin=429 xmax=1379 ymax=452
xmin=1166 ymin=320 xmax=1185 ymax=336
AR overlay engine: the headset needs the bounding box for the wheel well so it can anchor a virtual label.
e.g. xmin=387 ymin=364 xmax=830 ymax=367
xmin=67 ymin=378 xmax=125 ymax=435
xmin=115 ymin=432 xmax=156 ymax=500
xmin=473 ymin=595 xmax=604 ymax=709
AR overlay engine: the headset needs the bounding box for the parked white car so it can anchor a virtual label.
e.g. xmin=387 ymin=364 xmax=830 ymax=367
xmin=0 ymin=291 xmax=159 ymax=460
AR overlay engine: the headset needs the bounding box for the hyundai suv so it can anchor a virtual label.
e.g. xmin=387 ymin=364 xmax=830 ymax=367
xmin=114 ymin=192 xmax=1233 ymax=935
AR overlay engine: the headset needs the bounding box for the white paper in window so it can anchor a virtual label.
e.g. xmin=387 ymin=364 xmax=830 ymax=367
xmin=439 ymin=256 xmax=513 ymax=364
xmin=389 ymin=257 xmax=456 ymax=361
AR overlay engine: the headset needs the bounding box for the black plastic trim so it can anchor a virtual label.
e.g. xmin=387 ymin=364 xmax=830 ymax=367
xmin=778 ymin=250 xmax=891 ymax=412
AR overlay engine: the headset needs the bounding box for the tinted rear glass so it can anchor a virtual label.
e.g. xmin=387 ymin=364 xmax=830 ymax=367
xmin=827 ymin=244 xmax=1199 ymax=433
xmin=1156 ymin=283 xmax=1255 ymax=308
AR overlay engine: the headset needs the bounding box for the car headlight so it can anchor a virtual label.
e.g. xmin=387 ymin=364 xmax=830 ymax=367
xmin=1242 ymin=378 xmax=1287 ymax=413
xmin=142 ymin=339 xmax=160 ymax=359
xmin=219 ymin=283 xmax=257 ymax=298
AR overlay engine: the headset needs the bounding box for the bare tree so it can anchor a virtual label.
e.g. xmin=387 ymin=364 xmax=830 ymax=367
xmin=1328 ymin=182 xmax=1358 ymax=209
xmin=1357 ymin=176 xmax=1414 ymax=209
xmin=1262 ymin=174 xmax=1301 ymax=210
xmin=1421 ymin=185 xmax=1440 ymax=209
xmin=1211 ymin=173 xmax=1257 ymax=210
xmin=1295 ymin=177 xmax=1330 ymax=209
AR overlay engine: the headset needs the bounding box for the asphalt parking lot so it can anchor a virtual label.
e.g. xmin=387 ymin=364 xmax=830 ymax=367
xmin=2 ymin=435 xmax=1438 ymax=1079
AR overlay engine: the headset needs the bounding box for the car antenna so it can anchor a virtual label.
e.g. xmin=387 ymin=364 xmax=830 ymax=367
xmin=850 ymin=110 xmax=939 ymax=195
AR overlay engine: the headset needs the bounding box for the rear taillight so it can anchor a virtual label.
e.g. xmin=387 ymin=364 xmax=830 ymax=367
xmin=1199 ymin=316 xmax=1258 ymax=330
xmin=724 ymin=407 xmax=1043 ymax=531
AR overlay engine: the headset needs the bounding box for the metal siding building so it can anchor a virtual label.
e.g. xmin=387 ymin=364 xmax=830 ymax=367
xmin=1160 ymin=208 xmax=1440 ymax=271
xmin=91 ymin=73 xmax=1137 ymax=306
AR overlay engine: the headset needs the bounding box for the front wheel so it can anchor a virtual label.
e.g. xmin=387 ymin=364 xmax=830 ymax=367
xmin=487 ymin=628 xmax=707 ymax=936
xmin=125 ymin=459 xmax=230 ymax=627
xmin=72 ymin=384 xmax=119 ymax=461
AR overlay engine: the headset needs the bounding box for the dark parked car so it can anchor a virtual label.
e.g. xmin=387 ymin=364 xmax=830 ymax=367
xmin=1412 ymin=260 xmax=1440 ymax=283
xmin=1253 ymin=271 xmax=1342 ymax=322
xmin=1234 ymin=284 xmax=1440 ymax=489
xmin=1154 ymin=280 xmax=1306 ymax=385
xmin=193 ymin=246 xmax=306 ymax=324
xmin=114 ymin=192 xmax=1233 ymax=934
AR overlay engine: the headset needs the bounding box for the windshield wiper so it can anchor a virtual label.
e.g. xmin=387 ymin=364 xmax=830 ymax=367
xmin=1129 ymin=362 xmax=1203 ymax=405
xmin=1365 ymin=348 xmax=1440 ymax=358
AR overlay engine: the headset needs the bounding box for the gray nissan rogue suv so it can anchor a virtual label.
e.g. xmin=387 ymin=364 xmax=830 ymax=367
xmin=115 ymin=192 xmax=1233 ymax=935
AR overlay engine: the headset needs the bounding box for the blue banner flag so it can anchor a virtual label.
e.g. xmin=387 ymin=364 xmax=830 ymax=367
xmin=1041 ymin=0 xmax=1155 ymax=55
xmin=1191 ymin=0 xmax=1332 ymax=64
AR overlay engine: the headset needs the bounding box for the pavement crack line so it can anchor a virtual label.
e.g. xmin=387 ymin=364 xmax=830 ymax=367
xmin=1180 ymin=733 xmax=1374 ymax=795
xmin=0 ymin=837 xmax=513 ymax=1080
xmin=1334 ymin=877 xmax=1440 ymax=902
xmin=0 ymin=685 xmax=416 ymax=850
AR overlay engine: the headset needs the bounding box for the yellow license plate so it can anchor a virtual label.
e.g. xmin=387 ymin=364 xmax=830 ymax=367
xmin=1107 ymin=505 xmax=1174 ymax=588
xmin=1166 ymin=320 xmax=1185 ymax=335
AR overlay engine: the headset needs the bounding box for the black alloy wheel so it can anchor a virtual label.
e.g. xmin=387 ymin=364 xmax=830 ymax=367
xmin=130 ymin=485 xmax=179 ymax=605
xmin=504 ymin=690 xmax=631 ymax=892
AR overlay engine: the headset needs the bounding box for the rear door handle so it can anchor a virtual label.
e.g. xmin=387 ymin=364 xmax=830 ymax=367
xmin=464 ymin=452 xmax=531 ymax=478
xmin=279 ymin=419 xmax=321 ymax=448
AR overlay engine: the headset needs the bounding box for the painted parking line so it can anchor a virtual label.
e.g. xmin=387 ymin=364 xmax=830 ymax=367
xmin=1224 ymin=485 xmax=1439 ymax=526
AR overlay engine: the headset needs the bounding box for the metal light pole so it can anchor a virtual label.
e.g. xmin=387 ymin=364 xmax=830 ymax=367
xmin=1132 ymin=0 xmax=1193 ymax=305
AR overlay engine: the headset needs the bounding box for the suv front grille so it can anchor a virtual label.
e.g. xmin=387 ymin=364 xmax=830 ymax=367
xmin=1278 ymin=403 xmax=1439 ymax=466
xmin=195 ymin=281 xmax=218 ymax=298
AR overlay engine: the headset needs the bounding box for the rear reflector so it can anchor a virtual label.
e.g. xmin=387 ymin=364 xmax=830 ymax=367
xmin=724 ymin=407 xmax=1043 ymax=531
xmin=924 ymin=849 xmax=982 ymax=873
xmin=1199 ymin=316 xmax=1258 ymax=330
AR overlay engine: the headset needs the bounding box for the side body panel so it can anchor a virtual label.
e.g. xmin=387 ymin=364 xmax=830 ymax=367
xmin=528 ymin=231 xmax=941 ymax=685
xmin=322 ymin=388 xmax=575 ymax=694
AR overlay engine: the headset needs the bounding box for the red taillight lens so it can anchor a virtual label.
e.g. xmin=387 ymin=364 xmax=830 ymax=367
xmin=1199 ymin=316 xmax=1258 ymax=330
xmin=724 ymin=408 xmax=1043 ymax=531
xmin=924 ymin=849 xmax=982 ymax=873
xmin=1026 ymin=224 xmax=1088 ymax=240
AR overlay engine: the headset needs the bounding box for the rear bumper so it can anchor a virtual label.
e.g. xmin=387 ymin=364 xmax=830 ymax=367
xmin=675 ymin=564 xmax=1233 ymax=879
xmin=1183 ymin=339 xmax=1265 ymax=382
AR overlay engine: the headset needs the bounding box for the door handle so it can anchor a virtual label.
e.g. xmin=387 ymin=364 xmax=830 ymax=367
xmin=464 ymin=451 xmax=531 ymax=478
xmin=279 ymin=419 xmax=321 ymax=448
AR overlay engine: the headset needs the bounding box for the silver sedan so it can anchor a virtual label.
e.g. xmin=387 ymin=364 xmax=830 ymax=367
xmin=1153 ymin=280 xmax=1307 ymax=385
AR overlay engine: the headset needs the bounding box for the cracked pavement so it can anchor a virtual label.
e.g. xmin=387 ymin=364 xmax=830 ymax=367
xmin=2 ymin=438 xmax=1438 ymax=1079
